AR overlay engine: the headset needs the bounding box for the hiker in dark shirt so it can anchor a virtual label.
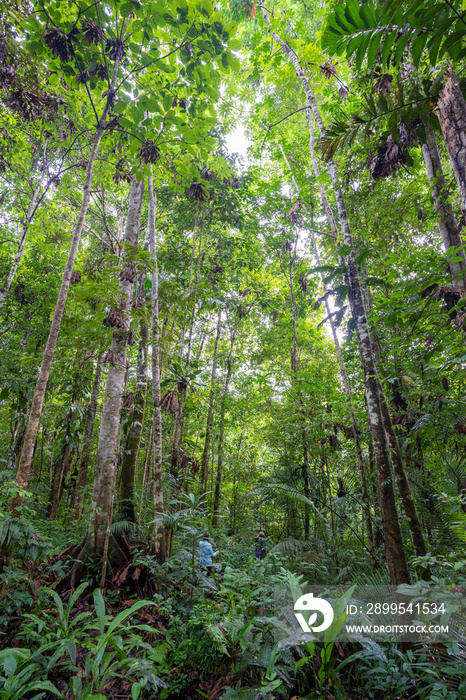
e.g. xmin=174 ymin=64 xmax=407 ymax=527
xmin=254 ymin=530 xmax=266 ymax=559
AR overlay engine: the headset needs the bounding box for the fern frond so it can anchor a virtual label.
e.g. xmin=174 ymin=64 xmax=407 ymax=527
xmin=205 ymin=622 xmax=230 ymax=656
xmin=110 ymin=519 xmax=138 ymax=536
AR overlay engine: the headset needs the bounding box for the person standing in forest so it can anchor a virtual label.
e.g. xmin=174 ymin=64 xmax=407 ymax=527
xmin=199 ymin=531 xmax=219 ymax=575
xmin=254 ymin=531 xmax=266 ymax=560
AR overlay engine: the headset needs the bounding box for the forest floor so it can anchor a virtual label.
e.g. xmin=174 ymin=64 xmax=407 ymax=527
xmin=0 ymin=532 xmax=465 ymax=700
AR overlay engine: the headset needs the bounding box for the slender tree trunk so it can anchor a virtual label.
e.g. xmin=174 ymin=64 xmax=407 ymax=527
xmin=422 ymin=126 xmax=466 ymax=291
xmin=200 ymin=310 xmax=222 ymax=493
xmin=7 ymin=392 xmax=26 ymax=470
xmin=11 ymin=56 xmax=123 ymax=510
xmin=147 ymin=174 xmax=165 ymax=561
xmin=48 ymin=444 xmax=72 ymax=520
xmin=309 ymin=85 xmax=408 ymax=585
xmin=260 ymin=7 xmax=410 ymax=585
xmin=280 ymin=225 xmax=312 ymax=539
xmin=301 ymin=432 xmax=310 ymax=540
xmin=362 ymin=280 xmax=428 ymax=559
xmin=0 ymin=182 xmax=41 ymax=309
xmin=72 ymin=353 xmax=104 ymax=520
xmin=230 ymin=433 xmax=243 ymax=532
xmin=48 ymin=384 xmax=79 ymax=519
xmin=279 ymin=144 xmax=375 ymax=554
xmin=119 ymin=311 xmax=148 ymax=522
xmin=379 ymin=396 xmax=428 ymax=558
xmin=212 ymin=334 xmax=235 ymax=524
xmin=141 ymin=422 xmax=153 ymax=489
xmin=70 ymin=177 xmax=144 ymax=585
xmin=171 ymin=206 xmax=204 ymax=473
xmin=436 ymin=69 xmax=466 ymax=214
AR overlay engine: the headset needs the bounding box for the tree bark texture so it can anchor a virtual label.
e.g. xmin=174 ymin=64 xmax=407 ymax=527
xmin=171 ymin=207 xmax=204 ymax=473
xmin=72 ymin=353 xmax=104 ymax=520
xmin=119 ymin=312 xmax=148 ymax=522
xmin=200 ymin=309 xmax=222 ymax=494
xmin=7 ymin=391 xmax=26 ymax=470
xmin=0 ymin=182 xmax=41 ymax=310
xmin=212 ymin=333 xmax=235 ymax=523
xmin=48 ymin=441 xmax=73 ymax=520
xmin=436 ymin=69 xmax=466 ymax=214
xmin=260 ymin=7 xmax=410 ymax=585
xmin=12 ymin=57 xmax=123 ymax=510
xmin=83 ymin=176 xmax=144 ymax=561
xmin=379 ymin=395 xmax=428 ymax=558
xmin=147 ymin=174 xmax=165 ymax=560
xmin=422 ymin=126 xmax=466 ymax=291
xmin=279 ymin=140 xmax=375 ymax=554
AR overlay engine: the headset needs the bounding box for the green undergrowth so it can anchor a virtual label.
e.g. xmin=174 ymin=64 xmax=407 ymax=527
xmin=0 ymin=527 xmax=465 ymax=700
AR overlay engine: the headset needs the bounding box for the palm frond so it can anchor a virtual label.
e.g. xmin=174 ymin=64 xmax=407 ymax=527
xmin=255 ymin=482 xmax=328 ymax=525
xmin=270 ymin=537 xmax=322 ymax=561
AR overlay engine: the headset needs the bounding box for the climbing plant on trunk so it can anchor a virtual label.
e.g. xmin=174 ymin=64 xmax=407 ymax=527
xmin=70 ymin=176 xmax=144 ymax=585
xmin=259 ymin=5 xmax=412 ymax=585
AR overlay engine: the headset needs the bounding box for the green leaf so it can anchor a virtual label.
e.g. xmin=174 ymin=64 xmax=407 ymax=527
xmin=334 ymin=5 xmax=356 ymax=32
xmin=67 ymin=581 xmax=89 ymax=618
xmin=162 ymin=93 xmax=173 ymax=112
xmin=411 ymin=31 xmax=428 ymax=66
xmin=346 ymin=32 xmax=368 ymax=58
xmin=381 ymin=30 xmax=397 ymax=66
xmin=394 ymin=33 xmax=410 ymax=65
xmin=439 ymin=28 xmax=466 ymax=63
xmin=93 ymin=588 xmax=106 ymax=635
xmin=359 ymin=3 xmax=377 ymax=29
xmin=345 ymin=0 xmax=361 ymax=28
xmin=107 ymin=599 xmax=154 ymax=634
xmin=366 ymin=29 xmax=384 ymax=68
xmin=3 ymin=654 xmax=18 ymax=678
xmin=229 ymin=38 xmax=241 ymax=50
xmin=226 ymin=53 xmax=239 ymax=71
xmin=338 ymin=243 xmax=351 ymax=256
xmin=355 ymin=33 xmax=372 ymax=70
xmin=21 ymin=680 xmax=63 ymax=697
xmin=120 ymin=3 xmax=136 ymax=17
xmin=355 ymin=248 xmax=372 ymax=265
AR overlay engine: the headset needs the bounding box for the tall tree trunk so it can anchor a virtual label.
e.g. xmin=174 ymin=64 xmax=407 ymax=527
xmin=230 ymin=433 xmax=243 ymax=533
xmin=12 ymin=53 xmax=124 ymax=511
xmin=260 ymin=7 xmax=410 ymax=585
xmin=212 ymin=333 xmax=235 ymax=524
xmin=279 ymin=144 xmax=374 ymax=554
xmin=7 ymin=391 xmax=26 ymax=470
xmin=379 ymin=397 xmax=427 ymax=560
xmin=200 ymin=309 xmax=222 ymax=493
xmin=141 ymin=421 xmax=153 ymax=489
xmin=48 ymin=382 xmax=79 ymax=519
xmin=48 ymin=445 xmax=75 ymax=520
xmin=300 ymin=432 xmax=310 ymax=540
xmin=118 ymin=311 xmax=148 ymax=522
xmin=422 ymin=126 xmax=466 ymax=291
xmin=0 ymin=182 xmax=41 ymax=309
xmin=171 ymin=205 xmax=204 ymax=473
xmin=70 ymin=177 xmax=144 ymax=585
xmin=72 ymin=353 xmax=104 ymax=520
xmin=147 ymin=174 xmax=165 ymax=561
xmin=436 ymin=69 xmax=466 ymax=214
